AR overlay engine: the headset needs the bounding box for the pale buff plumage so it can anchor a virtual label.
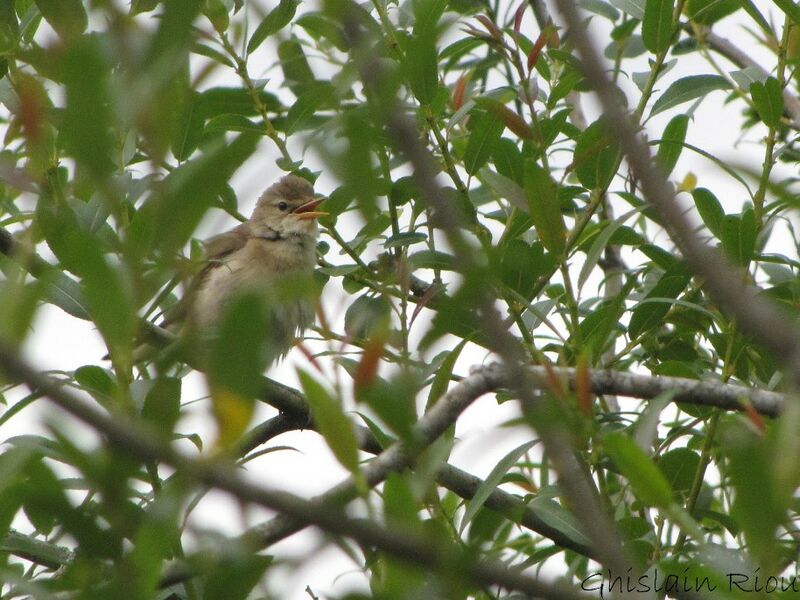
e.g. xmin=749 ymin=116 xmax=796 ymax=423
xmin=182 ymin=174 xmax=326 ymax=358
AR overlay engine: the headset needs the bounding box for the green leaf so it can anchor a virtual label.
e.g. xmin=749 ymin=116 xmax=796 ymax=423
xmin=203 ymin=554 xmax=274 ymax=600
xmin=686 ymin=0 xmax=740 ymax=24
xmin=574 ymin=118 xmax=621 ymax=189
xmin=650 ymin=74 xmax=731 ymax=116
xmin=609 ymin=0 xmax=645 ymax=18
xmin=247 ymin=0 xmax=299 ymax=54
xmin=278 ymin=37 xmax=315 ymax=94
xmin=642 ymin=0 xmax=674 ymax=53
xmin=720 ymin=208 xmax=756 ymax=266
xmin=344 ymin=295 xmax=392 ymax=340
xmin=479 ymin=167 xmax=528 ymax=211
xmin=497 ymin=239 xmax=552 ymax=298
xmin=0 ymin=0 xmax=19 ymax=54
xmin=528 ymin=497 xmax=592 ymax=547
xmin=750 ymin=77 xmax=784 ymax=128
xmin=33 ymin=0 xmax=86 ymax=40
xmin=145 ymin=0 xmax=202 ymax=67
xmin=62 ymin=36 xmax=114 ymax=182
xmin=199 ymin=87 xmax=280 ymax=117
xmin=74 ymin=365 xmax=117 ymax=401
xmin=286 ymin=82 xmax=337 ymax=133
xmin=460 ymin=440 xmax=538 ymax=533
xmin=298 ymin=369 xmax=360 ymax=475
xmin=658 ymin=448 xmax=700 ymax=498
xmin=384 ymin=231 xmax=428 ymax=249
xmin=141 ymin=377 xmax=181 ymax=435
xmin=721 ymin=421 xmax=786 ymax=567
xmin=578 ymin=209 xmax=638 ymax=288
xmin=772 ymin=0 xmax=800 ymax=25
xmin=45 ymin=270 xmax=90 ymax=320
xmin=426 ymin=339 xmax=466 ymax=410
xmin=605 ymin=433 xmax=674 ymax=508
xmin=463 ymin=111 xmax=504 ymax=175
xmin=172 ymin=90 xmax=204 ymax=161
xmin=628 ymin=271 xmax=691 ymax=338
xmin=524 ymin=162 xmax=566 ymax=255
xmin=132 ymin=132 xmax=259 ymax=256
xmin=692 ymin=187 xmax=724 ymax=237
xmin=656 ymin=114 xmax=689 ymax=177
xmin=405 ymin=29 xmax=438 ymax=104
xmin=204 ymin=114 xmax=262 ymax=135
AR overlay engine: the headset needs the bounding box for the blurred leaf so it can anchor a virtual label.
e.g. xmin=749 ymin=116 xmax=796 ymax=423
xmin=0 ymin=0 xmax=19 ymax=54
xmin=721 ymin=420 xmax=786 ymax=568
xmin=33 ymin=0 xmax=86 ymax=40
xmin=650 ymin=75 xmax=731 ymax=116
xmin=578 ymin=209 xmax=637 ymax=288
xmin=208 ymin=293 xmax=269 ymax=447
xmin=74 ymin=365 xmax=116 ymax=402
xmin=476 ymin=98 xmax=532 ymax=139
xmin=145 ymin=0 xmax=202 ymax=67
xmin=528 ymin=497 xmax=592 ymax=547
xmin=609 ymin=0 xmax=645 ymax=18
xmin=773 ymin=0 xmax=800 ymax=25
xmin=172 ymin=90 xmax=204 ymax=161
xmin=656 ymin=114 xmax=689 ymax=177
xmin=497 ymin=239 xmax=553 ymax=298
xmin=278 ymin=37 xmax=315 ymax=94
xmin=142 ymin=377 xmax=181 ymax=436
xmin=426 ymin=339 xmax=466 ymax=410
xmin=574 ymin=118 xmax=620 ymax=189
xmin=720 ymin=208 xmax=756 ymax=266
xmin=298 ymin=369 xmax=360 ymax=475
xmin=479 ymin=167 xmax=527 ymax=211
xmin=460 ymin=440 xmax=537 ymax=533
xmin=605 ymin=433 xmax=673 ymax=508
xmin=344 ymin=295 xmax=392 ymax=340
xmin=628 ymin=271 xmax=691 ymax=338
xmin=524 ymin=161 xmax=566 ymax=255
xmin=286 ymin=82 xmax=337 ymax=133
xmin=132 ymin=132 xmax=259 ymax=256
xmin=750 ymin=77 xmax=784 ymax=128
xmin=404 ymin=30 xmax=438 ymax=104
xmin=642 ymin=0 xmax=674 ymax=53
xmin=203 ymin=0 xmax=230 ymax=33
xmin=692 ymin=187 xmax=724 ymax=237
xmin=200 ymin=86 xmax=280 ymax=117
xmin=384 ymin=231 xmax=427 ymax=249
xmin=686 ymin=0 xmax=740 ymax=24
xmin=204 ymin=114 xmax=262 ymax=135
xmin=248 ymin=0 xmax=299 ymax=54
xmin=203 ymin=554 xmax=274 ymax=600
xmin=464 ymin=111 xmax=504 ymax=175
xmin=62 ymin=35 xmax=115 ymax=182
xmin=658 ymin=448 xmax=700 ymax=498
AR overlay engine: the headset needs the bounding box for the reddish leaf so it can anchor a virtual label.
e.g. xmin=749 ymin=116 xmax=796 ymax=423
xmin=452 ymin=73 xmax=470 ymax=111
xmin=475 ymin=14 xmax=503 ymax=40
xmin=354 ymin=337 xmax=384 ymax=394
xmin=527 ymin=31 xmax=548 ymax=71
xmin=513 ymin=2 xmax=526 ymax=36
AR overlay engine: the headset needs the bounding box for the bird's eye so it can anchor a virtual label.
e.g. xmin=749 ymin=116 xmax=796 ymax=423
xmin=277 ymin=201 xmax=288 ymax=211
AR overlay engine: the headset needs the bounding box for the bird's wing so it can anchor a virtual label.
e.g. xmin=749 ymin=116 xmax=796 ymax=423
xmin=160 ymin=223 xmax=252 ymax=327
xmin=203 ymin=222 xmax=252 ymax=261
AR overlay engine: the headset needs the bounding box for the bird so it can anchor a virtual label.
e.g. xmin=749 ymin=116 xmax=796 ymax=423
xmin=142 ymin=174 xmax=327 ymax=364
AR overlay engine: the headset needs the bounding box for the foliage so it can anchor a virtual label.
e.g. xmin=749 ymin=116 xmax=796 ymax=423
xmin=0 ymin=0 xmax=799 ymax=598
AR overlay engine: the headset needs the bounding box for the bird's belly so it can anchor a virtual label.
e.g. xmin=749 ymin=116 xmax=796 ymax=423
xmin=192 ymin=261 xmax=314 ymax=356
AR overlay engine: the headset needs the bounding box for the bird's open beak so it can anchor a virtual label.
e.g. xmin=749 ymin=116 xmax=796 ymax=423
xmin=293 ymin=197 xmax=329 ymax=220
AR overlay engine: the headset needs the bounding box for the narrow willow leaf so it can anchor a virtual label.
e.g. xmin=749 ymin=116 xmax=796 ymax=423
xmin=692 ymin=188 xmax=724 ymax=237
xmin=33 ymin=0 xmax=86 ymax=40
xmin=642 ymin=0 xmax=674 ymax=53
xmin=464 ymin=111 xmax=504 ymax=175
xmin=524 ymin=162 xmax=566 ymax=255
xmin=650 ymin=75 xmax=731 ymax=116
xmin=247 ymin=0 xmax=299 ymax=54
xmin=460 ymin=440 xmax=538 ymax=533
xmin=628 ymin=271 xmax=691 ymax=338
xmin=750 ymin=77 xmax=784 ymax=128
xmin=298 ymin=370 xmax=360 ymax=475
xmin=656 ymin=114 xmax=689 ymax=176
xmin=605 ymin=433 xmax=674 ymax=508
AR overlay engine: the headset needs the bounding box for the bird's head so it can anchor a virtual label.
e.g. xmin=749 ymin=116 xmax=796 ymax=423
xmin=250 ymin=175 xmax=327 ymax=238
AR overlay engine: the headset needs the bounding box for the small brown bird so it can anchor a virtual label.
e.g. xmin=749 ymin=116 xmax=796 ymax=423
xmin=190 ymin=174 xmax=327 ymax=356
xmin=142 ymin=174 xmax=327 ymax=364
